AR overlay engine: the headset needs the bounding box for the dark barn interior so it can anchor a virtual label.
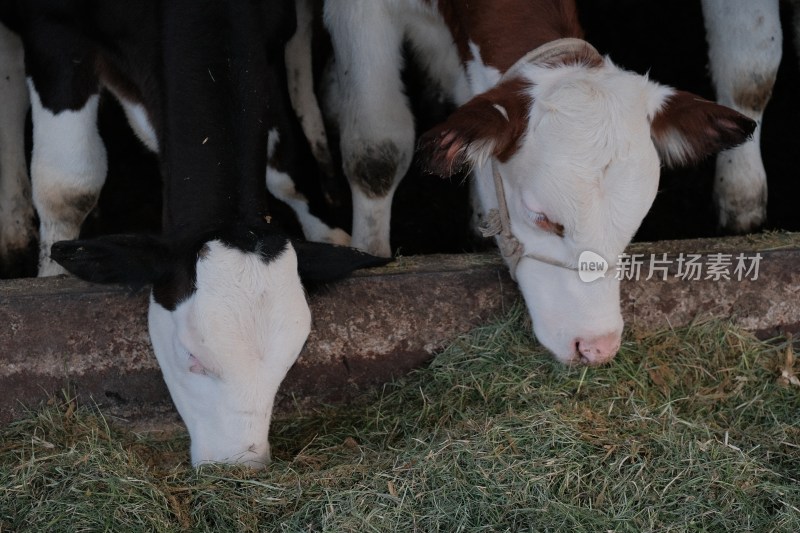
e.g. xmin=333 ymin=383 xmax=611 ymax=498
xmin=16 ymin=0 xmax=800 ymax=277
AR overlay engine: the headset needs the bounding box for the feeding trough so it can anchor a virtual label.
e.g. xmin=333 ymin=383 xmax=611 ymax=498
xmin=1 ymin=233 xmax=798 ymax=424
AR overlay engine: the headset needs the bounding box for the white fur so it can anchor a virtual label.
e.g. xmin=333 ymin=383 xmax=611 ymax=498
xmin=148 ymin=240 xmax=311 ymax=467
xmin=0 ymin=24 xmax=35 ymax=268
xmin=286 ymin=0 xmax=335 ymax=174
xmin=403 ymin=4 xmax=468 ymax=102
xmin=350 ymin=185 xmax=396 ymax=254
xmin=102 ymin=84 xmax=159 ymax=153
xmin=702 ymin=0 xmax=782 ymax=232
xmin=118 ymin=97 xmax=159 ymax=152
xmin=266 ymin=164 xmax=351 ymax=245
xmin=17 ymin=48 xmax=159 ymax=276
xmin=465 ymin=41 xmax=502 ymax=96
xmin=28 ymin=81 xmax=108 ymax=277
xmin=265 ymin=128 xmax=350 ymax=245
xmin=323 ymin=0 xmax=420 ymax=256
xmin=267 ymin=127 xmax=280 ymax=160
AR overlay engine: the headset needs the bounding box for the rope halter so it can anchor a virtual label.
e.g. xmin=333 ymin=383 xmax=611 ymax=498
xmin=478 ymin=38 xmax=602 ymax=280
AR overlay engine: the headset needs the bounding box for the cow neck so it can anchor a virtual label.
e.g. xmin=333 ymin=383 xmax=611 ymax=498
xmin=436 ymin=0 xmax=587 ymax=74
xmin=159 ymin=0 xmax=270 ymax=239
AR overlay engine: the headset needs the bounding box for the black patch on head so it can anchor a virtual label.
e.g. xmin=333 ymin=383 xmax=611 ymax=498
xmin=49 ymin=223 xmax=292 ymax=311
xmin=211 ymin=223 xmax=291 ymax=266
xmin=150 ymin=247 xmax=199 ymax=311
xmin=152 ymin=223 xmax=292 ymax=310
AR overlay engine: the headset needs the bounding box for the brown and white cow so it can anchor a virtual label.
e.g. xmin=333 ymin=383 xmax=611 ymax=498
xmin=318 ymin=0 xmax=755 ymax=364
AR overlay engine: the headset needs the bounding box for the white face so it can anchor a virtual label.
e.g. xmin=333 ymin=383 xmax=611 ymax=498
xmin=488 ymin=61 xmax=670 ymax=364
xmin=148 ymin=240 xmax=311 ymax=468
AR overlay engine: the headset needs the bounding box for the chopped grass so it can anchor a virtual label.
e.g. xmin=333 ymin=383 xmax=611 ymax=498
xmin=2 ymin=304 xmax=799 ymax=532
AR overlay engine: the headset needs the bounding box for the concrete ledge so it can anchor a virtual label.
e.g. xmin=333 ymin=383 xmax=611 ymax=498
xmin=1 ymin=234 xmax=798 ymax=423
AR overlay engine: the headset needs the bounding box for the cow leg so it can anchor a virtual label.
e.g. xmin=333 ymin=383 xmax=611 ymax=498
xmin=324 ymin=0 xmax=414 ymax=257
xmin=266 ymin=129 xmax=350 ymax=245
xmin=286 ymin=0 xmax=335 ymax=178
xmin=28 ymin=81 xmax=107 ymax=276
xmin=702 ymin=0 xmax=782 ymax=233
xmin=0 ymin=24 xmax=35 ymax=276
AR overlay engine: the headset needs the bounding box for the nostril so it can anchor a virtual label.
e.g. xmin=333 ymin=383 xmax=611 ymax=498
xmin=575 ymin=333 xmax=621 ymax=366
xmin=573 ymin=340 xmax=584 ymax=365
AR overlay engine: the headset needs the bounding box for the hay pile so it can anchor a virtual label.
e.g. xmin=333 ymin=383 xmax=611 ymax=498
xmin=2 ymin=305 xmax=798 ymax=531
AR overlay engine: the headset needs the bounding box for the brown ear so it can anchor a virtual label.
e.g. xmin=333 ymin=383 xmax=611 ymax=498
xmin=650 ymin=90 xmax=756 ymax=168
xmin=418 ymin=78 xmax=531 ymax=177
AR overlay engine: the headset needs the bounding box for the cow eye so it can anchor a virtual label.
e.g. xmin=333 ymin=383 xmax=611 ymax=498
xmin=189 ymin=353 xmax=207 ymax=375
xmin=525 ymin=209 xmax=565 ymax=237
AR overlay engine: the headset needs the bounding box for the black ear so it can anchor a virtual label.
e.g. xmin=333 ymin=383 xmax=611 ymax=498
xmin=50 ymin=234 xmax=171 ymax=286
xmin=291 ymin=240 xmax=391 ymax=283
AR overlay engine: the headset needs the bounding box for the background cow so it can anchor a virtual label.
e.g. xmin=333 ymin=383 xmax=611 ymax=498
xmin=4 ymin=0 xmax=386 ymax=467
xmin=0 ymin=19 xmax=34 ymax=277
xmin=317 ymin=0 xmax=755 ymax=365
xmin=701 ymin=0 xmax=799 ymax=234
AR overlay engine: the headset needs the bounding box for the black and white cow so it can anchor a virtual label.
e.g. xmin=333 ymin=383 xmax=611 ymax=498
xmin=0 ymin=3 xmax=350 ymax=278
xmin=313 ymin=0 xmax=755 ymax=365
xmin=2 ymin=0 xmax=386 ymax=467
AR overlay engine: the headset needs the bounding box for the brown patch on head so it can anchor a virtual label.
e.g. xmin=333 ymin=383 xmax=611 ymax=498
xmin=732 ymin=72 xmax=776 ymax=112
xmin=419 ymin=77 xmax=532 ymax=177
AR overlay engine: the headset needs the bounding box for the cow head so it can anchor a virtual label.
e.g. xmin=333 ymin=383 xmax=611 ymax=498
xmin=421 ymin=55 xmax=755 ymax=366
xmin=51 ymin=224 xmax=388 ymax=467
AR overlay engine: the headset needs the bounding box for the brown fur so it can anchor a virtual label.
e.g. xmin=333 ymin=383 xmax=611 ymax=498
xmin=732 ymin=72 xmax=777 ymax=112
xmin=434 ymin=0 xmax=585 ymax=72
xmin=418 ymin=0 xmax=600 ymax=170
xmin=651 ymin=91 xmax=757 ymax=167
xmin=418 ymin=77 xmax=531 ymax=176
